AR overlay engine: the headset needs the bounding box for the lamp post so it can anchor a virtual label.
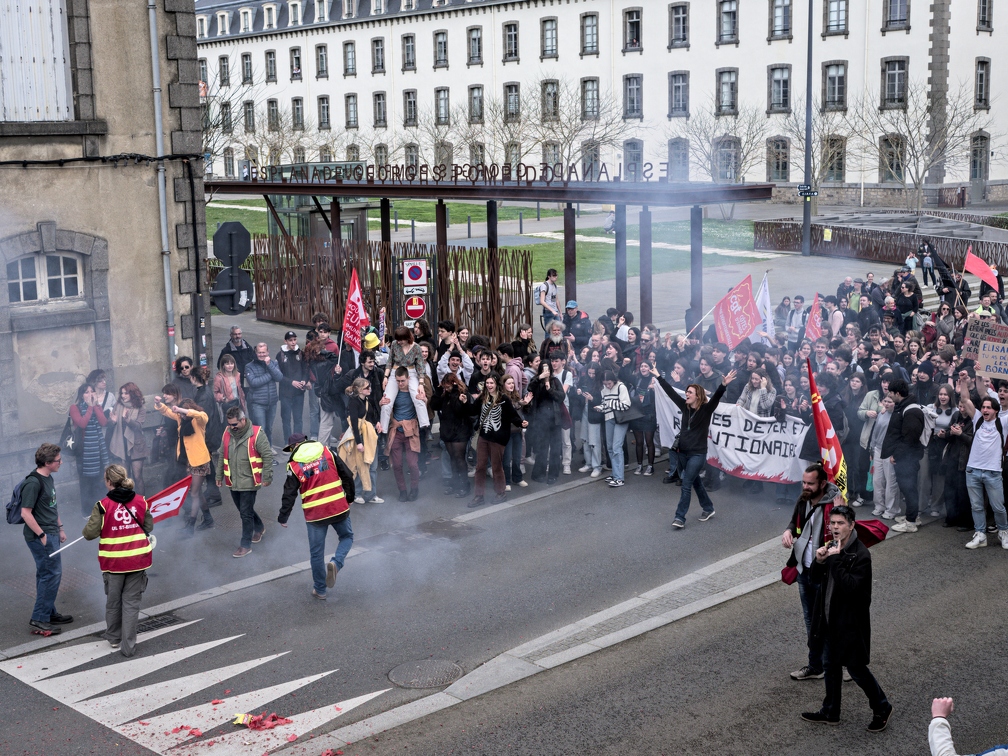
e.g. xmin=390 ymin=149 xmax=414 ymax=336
xmin=801 ymin=0 xmax=814 ymax=257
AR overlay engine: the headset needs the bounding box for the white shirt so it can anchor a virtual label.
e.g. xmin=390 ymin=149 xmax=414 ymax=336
xmin=537 ymin=280 xmax=557 ymax=312
xmin=967 ymin=416 xmax=1005 ymax=472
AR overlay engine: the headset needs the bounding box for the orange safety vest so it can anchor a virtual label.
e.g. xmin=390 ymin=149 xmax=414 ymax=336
xmin=222 ymin=425 xmax=263 ymax=487
xmin=287 ymin=442 xmax=349 ymax=522
xmin=97 ymin=495 xmax=153 ymax=573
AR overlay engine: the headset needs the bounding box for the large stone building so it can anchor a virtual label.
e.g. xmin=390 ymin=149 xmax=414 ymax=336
xmin=195 ymin=0 xmax=1002 ymax=205
xmin=0 ymin=0 xmax=209 ymax=493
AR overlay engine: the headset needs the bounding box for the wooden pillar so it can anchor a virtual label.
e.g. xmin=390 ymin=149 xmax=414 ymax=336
xmin=486 ymin=200 xmax=498 ymax=250
xmin=435 ymin=199 xmax=448 ymax=248
xmin=686 ymin=204 xmax=703 ymax=334
xmin=380 ymin=197 xmax=392 ymax=244
xmin=563 ymin=201 xmax=576 ymax=305
xmin=615 ymin=205 xmax=627 ymax=313
xmin=639 ymin=205 xmax=652 ymax=325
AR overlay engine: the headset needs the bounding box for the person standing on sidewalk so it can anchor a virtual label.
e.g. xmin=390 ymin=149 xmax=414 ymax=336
xmin=245 ymin=342 xmax=284 ymax=448
xmin=276 ymin=331 xmax=309 ymax=444
xmin=278 ymin=435 xmax=355 ymax=600
xmin=782 ymin=463 xmax=842 ymax=682
xmin=956 ymin=377 xmax=1008 ymax=550
xmin=656 ymin=370 xmax=736 ymax=529
xmin=20 ymin=443 xmax=71 ymax=635
xmin=380 ymin=367 xmax=423 ymax=501
xmin=881 ymin=379 xmax=926 ymax=533
xmin=801 ymin=505 xmax=893 ymax=733
xmin=82 ymin=464 xmax=152 ymax=657
xmin=216 ymin=406 xmax=273 ymax=557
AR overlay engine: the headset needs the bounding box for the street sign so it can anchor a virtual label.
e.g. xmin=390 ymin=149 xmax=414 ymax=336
xmin=404 ymin=296 xmax=427 ymax=319
xmin=402 ymin=259 xmax=428 ymax=287
xmin=799 ymin=190 xmax=819 ymax=198
xmin=404 ymin=285 xmax=428 ymax=295
xmin=212 ymin=268 xmax=253 ymax=316
xmin=797 ymin=184 xmax=812 ymax=192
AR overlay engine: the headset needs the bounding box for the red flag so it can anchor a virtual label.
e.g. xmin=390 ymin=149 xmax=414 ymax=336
xmin=148 ymin=476 xmax=193 ymax=523
xmin=804 ymin=293 xmax=823 ymax=341
xmin=712 ymin=275 xmax=760 ymax=349
xmin=964 ymin=248 xmax=1000 ymax=294
xmin=341 ymin=269 xmax=370 ymax=354
xmin=806 ymin=360 xmax=847 ymax=502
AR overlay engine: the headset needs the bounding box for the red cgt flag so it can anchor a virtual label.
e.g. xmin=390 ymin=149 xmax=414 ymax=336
xmin=806 ymin=361 xmax=847 ymax=502
xmin=148 ymin=476 xmax=193 ymax=523
xmin=963 ymin=247 xmax=1001 ymax=294
xmin=341 ymin=269 xmax=370 ymax=354
xmin=713 ymin=275 xmax=760 ymax=350
xmin=804 ymin=293 xmax=823 ymax=341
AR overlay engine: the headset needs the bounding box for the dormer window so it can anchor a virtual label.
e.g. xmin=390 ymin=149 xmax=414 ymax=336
xmin=264 ymin=4 xmax=276 ymax=28
xmin=343 ymin=0 xmax=353 ymax=18
xmin=217 ymin=11 xmax=229 ymax=34
xmin=197 ymin=16 xmax=208 ymax=38
xmin=402 ymin=0 xmax=415 ymax=8
xmin=240 ymin=8 xmax=252 ymax=32
xmin=315 ymin=0 xmax=327 ymax=22
xmin=289 ymin=1 xmax=301 ymax=25
xmin=372 ymin=0 xmax=384 ymax=12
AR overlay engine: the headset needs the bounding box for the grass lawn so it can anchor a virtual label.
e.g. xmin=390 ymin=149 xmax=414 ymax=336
xmin=205 ymin=205 xmax=269 ymax=236
xmin=515 ymin=240 xmax=762 ymax=284
xmin=578 ymin=219 xmax=755 ymax=251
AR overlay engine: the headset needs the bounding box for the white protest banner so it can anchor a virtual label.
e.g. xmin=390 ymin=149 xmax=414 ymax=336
xmin=655 ymin=390 xmax=812 ymax=483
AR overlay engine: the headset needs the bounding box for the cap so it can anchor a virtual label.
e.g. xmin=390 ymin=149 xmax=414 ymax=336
xmin=566 ymin=300 xmax=578 ymax=309
xmin=283 ymin=433 xmax=308 ymax=452
xmin=363 ymin=333 xmax=381 ymax=350
xmin=917 ymin=361 xmax=934 ymax=377
xmin=284 ymin=330 xmax=297 ymax=340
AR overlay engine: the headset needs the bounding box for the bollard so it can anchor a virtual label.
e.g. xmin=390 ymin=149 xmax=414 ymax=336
xmin=467 ymin=215 xmax=471 ymax=238
xmin=536 ymin=202 xmax=540 ymax=222
xmin=577 ymin=203 xmax=581 ymax=218
xmin=519 ymin=211 xmax=523 ymax=235
xmin=411 ymin=218 xmax=415 ymax=243
xmin=446 ymin=207 xmax=450 ymax=228
xmin=394 ymin=210 xmax=398 ymax=231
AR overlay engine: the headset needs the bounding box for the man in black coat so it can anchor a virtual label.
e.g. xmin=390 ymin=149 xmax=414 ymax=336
xmin=881 ymin=379 xmax=925 ymax=533
xmin=802 ymin=505 xmax=893 ymax=732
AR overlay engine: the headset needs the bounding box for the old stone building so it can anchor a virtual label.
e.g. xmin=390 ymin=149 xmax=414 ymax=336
xmin=0 ymin=0 xmax=210 ymax=496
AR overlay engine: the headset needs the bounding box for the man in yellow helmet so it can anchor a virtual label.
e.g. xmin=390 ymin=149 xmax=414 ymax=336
xmin=278 ymin=433 xmax=356 ymax=600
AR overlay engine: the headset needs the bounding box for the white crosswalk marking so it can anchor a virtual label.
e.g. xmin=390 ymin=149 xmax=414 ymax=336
xmin=0 ymin=620 xmax=389 ymax=755
xmin=77 ymin=652 xmax=289 ymax=726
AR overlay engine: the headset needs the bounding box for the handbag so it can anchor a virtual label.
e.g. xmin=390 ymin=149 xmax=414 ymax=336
xmin=559 ymin=403 xmax=574 ymax=430
xmin=613 ymin=401 xmax=644 ymax=424
xmin=781 ymin=565 xmax=798 ymax=585
xmin=60 ymin=416 xmax=83 ymax=458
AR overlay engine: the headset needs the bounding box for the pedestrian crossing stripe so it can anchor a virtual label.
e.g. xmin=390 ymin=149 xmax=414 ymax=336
xmin=0 ymin=619 xmax=388 ymax=755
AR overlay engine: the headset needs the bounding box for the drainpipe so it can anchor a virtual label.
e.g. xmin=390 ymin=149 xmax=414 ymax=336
xmin=861 ymin=0 xmax=870 ymax=207
xmin=149 ymin=0 xmax=177 ymax=368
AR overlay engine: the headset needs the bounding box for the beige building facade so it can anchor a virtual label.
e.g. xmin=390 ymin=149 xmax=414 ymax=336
xmin=0 ymin=0 xmax=210 ymax=494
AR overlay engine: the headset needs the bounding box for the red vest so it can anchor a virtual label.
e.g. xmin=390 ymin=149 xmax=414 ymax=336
xmin=287 ymin=442 xmax=349 ymax=522
xmin=98 ymin=495 xmax=153 ymax=573
xmin=222 ymin=425 xmax=263 ymax=486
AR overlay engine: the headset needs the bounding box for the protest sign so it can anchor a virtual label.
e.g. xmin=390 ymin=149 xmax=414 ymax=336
xmin=961 ymin=318 xmax=1008 ymax=361
xmin=976 ymin=339 xmax=1008 ymax=378
xmin=655 ymin=390 xmax=812 ymax=483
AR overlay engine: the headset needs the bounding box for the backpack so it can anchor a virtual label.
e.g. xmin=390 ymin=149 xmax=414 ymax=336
xmin=905 ymin=403 xmax=935 ymax=446
xmin=6 ymin=473 xmax=38 ymax=525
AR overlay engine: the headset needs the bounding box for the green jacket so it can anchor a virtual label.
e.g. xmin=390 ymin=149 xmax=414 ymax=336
xmin=215 ymin=420 xmax=274 ymax=490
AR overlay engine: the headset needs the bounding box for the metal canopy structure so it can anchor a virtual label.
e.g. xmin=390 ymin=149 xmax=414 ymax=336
xmin=205 ymin=176 xmax=774 ymax=328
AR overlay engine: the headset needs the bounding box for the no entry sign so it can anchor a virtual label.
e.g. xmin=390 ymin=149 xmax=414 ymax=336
xmin=404 ymin=296 xmax=427 ymax=319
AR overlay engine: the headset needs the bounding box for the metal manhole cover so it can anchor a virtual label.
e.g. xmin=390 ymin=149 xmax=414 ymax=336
xmin=388 ymin=659 xmax=464 ymax=689
xmin=136 ymin=614 xmax=180 ymax=634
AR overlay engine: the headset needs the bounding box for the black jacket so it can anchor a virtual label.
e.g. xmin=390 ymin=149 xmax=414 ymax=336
xmin=811 ymin=530 xmax=873 ymax=666
xmin=430 ymin=386 xmax=473 ymax=443
xmin=468 ymin=396 xmax=525 ymax=446
xmin=528 ymin=376 xmax=566 ymax=428
xmin=563 ymin=310 xmax=593 ymax=351
xmin=881 ymin=395 xmax=925 ymax=460
xmin=275 ymin=346 xmax=309 ymax=396
xmin=656 ymin=377 xmax=725 ymax=455
xmin=336 ymin=364 xmax=383 ymax=407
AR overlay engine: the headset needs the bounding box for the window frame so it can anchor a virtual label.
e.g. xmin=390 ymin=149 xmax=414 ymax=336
xmin=879 ymin=133 xmax=905 ymax=183
xmin=541 ymin=79 xmax=560 ymax=122
xmin=435 ymin=87 xmax=451 ymax=125
xmin=977 ymin=0 xmax=993 ymax=31
xmin=289 ymin=0 xmax=301 ymax=26
xmin=345 ymin=93 xmax=358 ymax=129
xmin=403 ymin=89 xmax=418 ymax=126
xmin=265 ymin=50 xmax=277 ymax=82
xmin=318 ymin=95 xmax=331 ymax=129
xmin=668 ymin=138 xmax=690 ymax=181
xmin=581 ymin=77 xmax=600 ymax=120
xmin=669 ymin=3 xmax=690 ymax=49
xmin=882 ymin=0 xmax=910 ymax=32
xmin=713 ymin=136 xmax=741 ymax=181
xmin=402 ymin=34 xmax=416 ymax=71
xmin=823 ymin=135 xmax=846 ymax=182
xmin=970 ymin=131 xmax=990 ymax=180
xmin=343 ymin=41 xmax=357 ymax=77
xmin=821 ymin=60 xmax=848 ymax=112
xmin=623 ymin=74 xmax=644 ymax=120
xmin=267 ymin=98 xmax=280 ymax=131
xmin=224 ymin=148 xmax=235 ymax=177
xmin=243 ymin=99 xmax=255 ymax=132
xmin=541 ymin=17 xmax=558 ymax=60
xmin=264 ymin=4 xmax=276 ymax=29
xmin=290 ymin=47 xmax=302 ymax=81
xmin=292 ymin=97 xmax=304 ymax=130
xmin=316 ymin=44 xmax=328 ymax=78
xmin=623 ymin=139 xmax=645 ymax=181
xmin=767 ymin=64 xmax=792 ymax=114
xmin=823 ymin=0 xmax=849 ymax=37
xmin=880 ymin=56 xmax=909 ymax=109
xmin=504 ymin=82 xmax=521 ymax=123
xmin=433 ymin=30 xmax=449 ymax=69
xmin=668 ymin=70 xmax=690 ymax=118
xmin=717 ymin=0 xmax=739 ymax=46
xmin=582 ymin=140 xmax=601 ymax=181
xmin=766 ymin=136 xmax=790 ymax=182
xmin=372 ymin=37 xmax=386 ymax=73
xmin=6 ymin=253 xmax=84 ymax=306
xmin=468 ymin=85 xmax=484 ymax=123
xmin=218 ymin=56 xmax=231 ymax=87
xmin=373 ymin=91 xmax=387 ymax=127
xmin=503 ymin=22 xmax=520 ymax=62
xmin=975 ymin=57 xmax=991 ymax=110
xmin=467 ymin=26 xmax=484 ymax=66
xmin=623 ymin=8 xmax=643 ymax=52
xmin=241 ymin=52 xmax=253 ymax=84
xmin=768 ymin=0 xmax=792 ymax=41
xmin=716 ymin=67 xmax=739 ymax=116
xmin=581 ymin=13 xmax=599 ymax=56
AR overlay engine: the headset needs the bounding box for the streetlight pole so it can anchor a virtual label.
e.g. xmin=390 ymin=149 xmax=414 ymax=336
xmin=801 ymin=0 xmax=814 ymax=256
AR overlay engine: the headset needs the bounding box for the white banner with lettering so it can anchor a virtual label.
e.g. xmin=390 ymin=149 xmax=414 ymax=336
xmin=654 ymin=390 xmax=813 ymax=483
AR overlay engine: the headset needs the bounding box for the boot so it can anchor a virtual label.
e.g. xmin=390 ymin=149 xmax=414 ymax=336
xmin=196 ymin=511 xmax=214 ymax=530
xmin=181 ymin=516 xmax=196 ymax=537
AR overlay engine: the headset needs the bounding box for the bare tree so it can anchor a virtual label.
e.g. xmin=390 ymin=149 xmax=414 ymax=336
xmin=415 ymin=106 xmax=457 ymax=169
xmin=481 ymin=88 xmax=536 ymax=171
xmin=849 ymin=79 xmax=992 ymax=212
xmin=233 ymin=102 xmax=302 ymax=167
xmin=200 ymin=61 xmax=268 ymax=176
xmin=780 ymin=98 xmax=859 ymax=213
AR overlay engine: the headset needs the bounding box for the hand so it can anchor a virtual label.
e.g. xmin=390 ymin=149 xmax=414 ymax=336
xmin=357 ymin=443 xmax=364 ymax=452
xmin=889 ymin=456 xmax=896 ymax=464
xmin=581 ymin=392 xmax=592 ymax=401
xmin=799 ymin=399 xmax=809 ymax=411
xmin=950 ymin=423 xmax=962 ymax=436
xmin=375 ymin=423 xmax=383 ymax=433
xmin=815 ymin=544 xmax=830 ymax=563
xmin=262 ymin=355 xmax=271 ymax=364
xmin=171 ymin=405 xmax=183 ymax=414
xmin=415 ymin=388 xmax=427 ymax=402
xmin=154 ymin=395 xmax=163 ymax=408
xmin=263 ymin=480 xmax=271 ymax=487
xmin=539 ymin=367 xmax=550 ymax=381
xmin=663 ymin=332 xmax=673 ymax=347
xmin=722 ymin=369 xmax=737 ymax=385
xmin=521 ymin=420 xmax=529 ymax=428
xmin=622 ymin=357 xmax=631 ymax=366
xmin=459 ymin=392 xmax=468 ymax=403
xmin=781 ymin=530 xmax=794 ymax=549
xmin=618 ymin=315 xmax=626 ymax=325
xmin=524 ymin=391 xmax=533 ymax=404
xmin=379 ymin=396 xmax=391 ymax=406
xmin=931 ymin=697 xmax=954 ymax=719
xmin=59 ymin=528 xmax=67 ymax=543
xmin=334 ymin=365 xmax=342 ymax=375
xmin=866 ymin=410 xmax=878 ymax=419
xmin=760 ymin=377 xmax=768 ymax=390
xmin=40 ymin=533 xmax=47 ymax=546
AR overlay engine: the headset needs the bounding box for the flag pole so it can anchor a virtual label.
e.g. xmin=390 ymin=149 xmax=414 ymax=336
xmin=48 ymin=535 xmax=85 ymax=557
xmin=684 ymin=303 xmax=718 ymax=340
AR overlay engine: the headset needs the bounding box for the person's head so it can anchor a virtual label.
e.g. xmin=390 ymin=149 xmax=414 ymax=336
xmin=104 ymin=463 xmax=135 ymax=492
xmin=936 ymin=384 xmax=953 ymax=407
xmin=311 ymin=312 xmax=329 ymax=328
xmin=859 ymin=294 xmax=871 ymax=310
xmin=174 ymin=356 xmax=193 ymax=377
xmin=901 ymin=282 xmax=912 ymax=297
xmin=550 ymin=354 xmax=567 ymax=374
xmin=798 ymin=341 xmax=812 ymax=360
xmin=825 ymin=361 xmax=840 ymax=377
xmin=824 ymin=295 xmax=838 ymax=311
xmin=316 ymin=322 xmax=332 ymax=340
xmin=848 ymin=373 xmax=864 ymax=393
xmin=626 ymin=326 xmax=640 ymax=345
xmin=360 ymin=350 xmax=376 ymax=371
xmin=749 ymin=368 xmax=766 ymax=388
xmin=35 ymin=442 xmax=62 ymax=472
xmin=179 ymin=398 xmax=200 ymax=412
xmin=866 ymin=272 xmax=874 ymax=285
xmin=419 ymin=342 xmax=431 ymax=362
xmin=284 ymin=331 xmax=298 ymax=349
xmin=525 ymin=352 xmax=541 ymax=371
xmin=395 ymin=365 xmax=410 ymax=391
xmin=938 ymin=302 xmax=951 ymax=318
xmin=586 ymin=361 xmax=601 ymax=380
xmin=502 ymin=374 xmax=517 ymax=395
xmin=685 ymin=383 xmax=707 ymax=409
xmin=546 ymin=268 xmax=558 ymax=282
xmin=230 ymin=325 xmax=244 ymax=345
xmin=793 ymin=295 xmax=805 ymax=310
xmin=815 ymin=372 xmax=837 ymax=396
xmin=516 ymin=323 xmax=533 ymax=340
xmin=782 ymin=352 xmax=794 ymax=368
xmin=393 ymin=326 xmax=414 ymax=346
xmin=351 ymin=377 xmax=371 ymax=398
xmin=979 ymin=395 xmax=999 ymax=422
xmin=605 ymin=342 xmax=622 ymax=362
xmin=881 ymin=393 xmax=895 ymax=412
xmin=161 ymin=383 xmax=181 ymax=404
xmin=712 ymin=343 xmax=728 ymax=362
xmin=638 ymin=360 xmax=652 ymax=377
xmin=191 ymin=365 xmax=209 ymax=387
xmin=566 ymin=300 xmax=579 ymax=317
xmin=226 ymin=405 xmax=247 ymax=432
xmin=440 ymin=372 xmax=465 ymax=394
xmin=602 ymin=370 xmax=617 ymax=388
xmin=447 ymin=350 xmax=463 ymax=373
xmin=118 ymin=382 xmax=144 ymax=408
xmin=76 ymin=382 xmax=96 ymax=405
xmin=220 ymin=354 xmax=237 ymax=375
xmin=887 ymin=378 xmax=909 ymax=400
xmin=478 ymin=350 xmax=494 ymax=371
xmin=981 ymin=293 xmax=992 ymax=308
xmin=838 ymin=296 xmax=848 ymax=310
xmin=779 ymin=296 xmax=791 ymax=309
xmin=548 ymin=320 xmax=565 ymax=343
xmin=843 ymin=277 xmax=853 ymax=288
xmin=438 ymin=320 xmax=456 ymax=341
xmin=458 ymin=326 xmax=470 ymax=345
xmin=783 ymin=377 xmax=797 ymax=397
xmin=829 ymin=505 xmax=856 ymax=544
xmin=499 ymin=342 xmax=515 ymax=360
xmin=255 ymin=343 xmax=269 ymax=361
xmin=833 ymin=347 xmax=852 ymax=370
xmin=814 ymin=338 xmax=829 ymax=357
xmin=482 ymin=374 xmax=500 ymax=400
xmin=954 ymin=305 xmax=968 ymax=321
xmin=87 ymin=369 xmax=108 ymax=392
xmin=800 ymin=463 xmax=827 ymax=499
xmin=414 ymin=318 xmax=432 ymax=340
xmin=698 ymin=357 xmax=713 ymax=376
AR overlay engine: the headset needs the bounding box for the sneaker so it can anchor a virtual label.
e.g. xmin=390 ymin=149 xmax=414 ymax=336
xmin=408 ymin=488 xmax=419 ymax=501
xmin=468 ymin=496 xmax=486 ymax=508
xmin=672 ymin=519 xmax=685 ymax=529
xmin=468 ymin=469 xmax=476 ymax=478
xmin=801 ymin=710 xmax=840 ymax=725
xmin=251 ymin=530 xmax=264 ymax=543
xmin=28 ymin=619 xmax=60 ymax=635
xmin=517 ymin=480 xmax=528 ymax=487
xmin=1000 ymin=530 xmax=1008 ymax=550
xmin=379 ymin=458 xmax=390 ymax=471
xmin=578 ymin=465 xmax=592 ymax=473
xmin=881 ymin=511 xmax=897 ymax=520
xmin=634 ymin=465 xmax=643 ymax=475
xmin=699 ymin=510 xmax=716 ymax=522
xmin=311 ymin=589 xmax=327 ymax=600
xmin=563 ymin=465 xmax=571 ymax=475
xmin=872 ymin=506 xmax=885 ymax=516
xmin=891 ymin=520 xmax=918 ymax=533
xmin=842 ymin=667 xmax=852 ymax=682
xmin=48 ymin=612 xmax=73 ymax=625
xmin=643 ymin=465 xmax=654 ymax=476
xmin=608 ymin=479 xmax=624 ymax=487
xmin=894 ymin=515 xmax=907 ymax=523
xmin=354 ymin=496 xmax=364 ymax=504
xmin=966 ymin=532 xmax=988 ymax=549
xmin=493 ymin=492 xmax=508 ymax=504
xmin=232 ymin=547 xmax=252 ymax=558
xmin=851 ymin=497 xmax=864 ymax=508
xmin=605 ymin=475 xmax=614 ymax=483
xmin=370 ymin=496 xmax=385 ymax=504
xmin=929 ymin=510 xmax=941 ymax=518
xmin=988 ymin=524 xmax=999 ymax=534
xmin=505 ymin=484 xmax=511 ymax=492
xmin=107 ymin=639 xmax=121 ymax=649
xmin=866 ymin=704 xmax=893 ymax=733
xmin=326 ymin=561 xmax=338 ymax=588
xmin=590 ymin=469 xmax=602 ymax=478
xmin=398 ymin=490 xmax=409 ymax=502
xmin=790 ymin=666 xmax=825 ymax=681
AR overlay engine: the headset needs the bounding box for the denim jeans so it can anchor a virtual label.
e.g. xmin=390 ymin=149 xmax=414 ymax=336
xmin=965 ymin=467 xmax=1008 ymax=532
xmin=605 ymin=419 xmax=629 ymax=481
xmin=503 ymin=431 xmax=524 ymax=484
xmin=674 ymin=451 xmax=714 ymax=522
xmin=582 ymin=416 xmax=602 ymax=471
xmin=893 ymin=455 xmax=921 ymax=522
xmin=230 ymin=489 xmax=263 ymax=549
xmin=355 ymin=454 xmax=380 ymax=499
xmin=822 ymin=640 xmax=889 ymax=718
xmin=279 ymin=391 xmax=305 ymax=445
xmin=532 ymin=423 xmax=562 ymax=481
xmin=26 ymin=532 xmax=62 ymax=622
xmin=305 ymin=516 xmax=354 ymax=596
xmin=307 ymin=390 xmax=320 ymax=439
xmin=248 ymin=401 xmax=278 ymax=446
xmin=796 ymin=568 xmax=824 ymax=672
